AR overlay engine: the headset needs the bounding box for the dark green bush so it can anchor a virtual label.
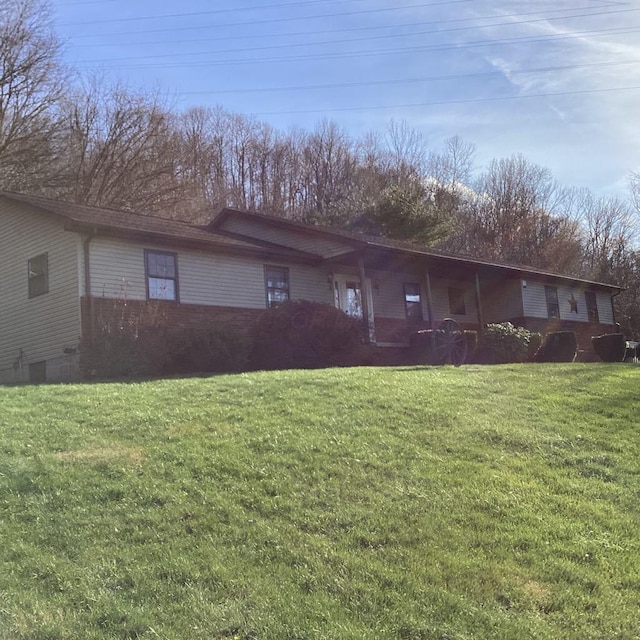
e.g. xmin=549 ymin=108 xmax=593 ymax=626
xmin=591 ymin=333 xmax=626 ymax=362
xmin=250 ymin=300 xmax=365 ymax=370
xmin=527 ymin=332 xmax=543 ymax=362
xmin=82 ymin=313 xmax=251 ymax=379
xmin=475 ymin=322 xmax=536 ymax=364
xmin=535 ymin=331 xmax=577 ymax=363
xmin=163 ymin=321 xmax=251 ymax=374
xmin=464 ymin=330 xmax=478 ymax=362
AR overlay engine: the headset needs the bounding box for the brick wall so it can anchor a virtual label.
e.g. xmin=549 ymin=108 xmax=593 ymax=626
xmin=82 ymin=297 xmax=264 ymax=341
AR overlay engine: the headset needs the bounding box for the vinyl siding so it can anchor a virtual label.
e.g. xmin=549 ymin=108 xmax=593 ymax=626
xmin=0 ymin=200 xmax=82 ymax=383
xmin=221 ymin=217 xmax=353 ymax=258
xmin=430 ymin=277 xmax=478 ymax=324
xmin=482 ymin=278 xmax=523 ymax=323
xmin=522 ymin=281 xmax=614 ymax=324
xmin=88 ymin=237 xmax=333 ymax=308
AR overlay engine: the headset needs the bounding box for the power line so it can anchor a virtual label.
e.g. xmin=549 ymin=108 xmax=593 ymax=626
xmin=174 ymin=59 xmax=640 ymax=95
xmin=247 ymin=85 xmax=640 ymax=116
xmin=58 ymin=0 xmax=472 ymax=28
xmin=66 ymin=8 xmax=640 ymax=64
xmin=71 ymin=25 xmax=640 ymax=70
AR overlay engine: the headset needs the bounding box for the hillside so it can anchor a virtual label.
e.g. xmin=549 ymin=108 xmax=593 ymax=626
xmin=1 ymin=364 xmax=638 ymax=639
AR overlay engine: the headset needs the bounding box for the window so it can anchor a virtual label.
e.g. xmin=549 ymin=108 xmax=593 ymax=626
xmin=265 ymin=266 xmax=289 ymax=307
xmin=585 ymin=291 xmax=599 ymax=322
xmin=545 ymin=285 xmax=559 ymax=318
xmin=404 ymin=283 xmax=423 ymax=322
xmin=145 ymin=250 xmax=178 ymax=301
xmin=28 ymin=253 xmax=49 ymax=298
xmin=448 ymin=287 xmax=466 ymax=316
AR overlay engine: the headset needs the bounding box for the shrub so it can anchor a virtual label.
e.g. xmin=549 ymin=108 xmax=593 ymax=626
xmin=250 ymin=300 xmax=364 ymax=370
xmin=591 ymin=333 xmax=626 ymax=362
xmin=535 ymin=331 xmax=577 ymax=363
xmin=526 ymin=332 xmax=543 ymax=362
xmin=475 ymin=322 xmax=535 ymax=364
xmin=163 ymin=321 xmax=252 ymax=374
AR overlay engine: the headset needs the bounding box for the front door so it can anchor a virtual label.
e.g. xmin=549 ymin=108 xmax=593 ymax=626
xmin=333 ymin=275 xmax=375 ymax=341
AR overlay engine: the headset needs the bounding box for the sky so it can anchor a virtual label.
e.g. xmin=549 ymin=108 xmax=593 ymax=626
xmin=47 ymin=0 xmax=640 ymax=197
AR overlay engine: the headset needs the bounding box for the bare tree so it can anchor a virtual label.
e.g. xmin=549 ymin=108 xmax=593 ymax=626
xmin=0 ymin=0 xmax=65 ymax=191
xmin=54 ymin=78 xmax=181 ymax=212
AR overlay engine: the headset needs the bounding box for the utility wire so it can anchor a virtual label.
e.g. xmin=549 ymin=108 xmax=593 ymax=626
xmin=58 ymin=0 xmax=472 ymax=28
xmin=67 ymin=8 xmax=640 ymax=64
xmin=71 ymin=25 xmax=640 ymax=69
xmin=175 ymin=59 xmax=640 ymax=95
xmin=248 ymin=85 xmax=640 ymax=116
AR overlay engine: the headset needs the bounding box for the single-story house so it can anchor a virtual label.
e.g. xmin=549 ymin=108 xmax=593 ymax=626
xmin=0 ymin=191 xmax=622 ymax=383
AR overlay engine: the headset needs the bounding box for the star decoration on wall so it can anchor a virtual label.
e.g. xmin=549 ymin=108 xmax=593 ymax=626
xmin=568 ymin=293 xmax=578 ymax=314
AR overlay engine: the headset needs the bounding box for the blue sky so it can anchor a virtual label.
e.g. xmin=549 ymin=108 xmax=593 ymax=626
xmin=49 ymin=0 xmax=640 ymax=196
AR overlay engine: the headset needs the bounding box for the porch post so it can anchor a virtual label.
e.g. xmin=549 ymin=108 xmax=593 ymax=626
xmin=424 ymin=266 xmax=435 ymax=330
xmin=357 ymin=254 xmax=371 ymax=344
xmin=475 ymin=272 xmax=484 ymax=332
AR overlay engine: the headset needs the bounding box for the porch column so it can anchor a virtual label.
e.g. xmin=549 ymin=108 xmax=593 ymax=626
xmin=424 ymin=267 xmax=435 ymax=330
xmin=357 ymin=254 xmax=371 ymax=344
xmin=475 ymin=272 xmax=484 ymax=331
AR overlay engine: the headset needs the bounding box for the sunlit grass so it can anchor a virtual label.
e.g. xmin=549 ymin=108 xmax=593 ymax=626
xmin=0 ymin=364 xmax=639 ymax=639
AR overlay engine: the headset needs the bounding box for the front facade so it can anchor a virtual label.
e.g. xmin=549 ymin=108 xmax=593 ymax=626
xmin=0 ymin=193 xmax=621 ymax=383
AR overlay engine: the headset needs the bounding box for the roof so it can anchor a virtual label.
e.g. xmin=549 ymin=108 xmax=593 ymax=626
xmin=1 ymin=191 xmax=622 ymax=292
xmin=211 ymin=207 xmax=623 ymax=292
xmin=0 ymin=192 xmax=316 ymax=262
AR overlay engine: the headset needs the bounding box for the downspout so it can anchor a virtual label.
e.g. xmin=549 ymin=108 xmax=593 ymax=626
xmin=357 ymin=254 xmax=371 ymax=344
xmin=474 ymin=272 xmax=484 ymax=333
xmin=611 ymin=289 xmax=622 ymax=332
xmin=83 ymin=229 xmax=97 ymax=347
xmin=424 ymin=265 xmax=435 ymax=330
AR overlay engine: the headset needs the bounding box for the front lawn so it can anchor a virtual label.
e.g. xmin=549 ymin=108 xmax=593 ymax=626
xmin=0 ymin=364 xmax=638 ymax=639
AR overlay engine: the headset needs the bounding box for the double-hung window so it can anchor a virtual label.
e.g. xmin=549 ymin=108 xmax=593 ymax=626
xmin=265 ymin=266 xmax=289 ymax=307
xmin=545 ymin=285 xmax=559 ymax=318
xmin=585 ymin=291 xmax=599 ymax=322
xmin=404 ymin=283 xmax=423 ymax=322
xmin=448 ymin=287 xmax=466 ymax=316
xmin=28 ymin=253 xmax=49 ymax=298
xmin=145 ymin=250 xmax=178 ymax=301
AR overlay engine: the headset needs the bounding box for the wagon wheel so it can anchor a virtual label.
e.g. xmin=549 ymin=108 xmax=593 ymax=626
xmin=433 ymin=318 xmax=467 ymax=366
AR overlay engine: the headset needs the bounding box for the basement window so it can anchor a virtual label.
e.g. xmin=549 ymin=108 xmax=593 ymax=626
xmin=28 ymin=253 xmax=49 ymax=298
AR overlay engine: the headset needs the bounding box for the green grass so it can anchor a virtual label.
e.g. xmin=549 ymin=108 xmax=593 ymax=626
xmin=1 ymin=364 xmax=639 ymax=639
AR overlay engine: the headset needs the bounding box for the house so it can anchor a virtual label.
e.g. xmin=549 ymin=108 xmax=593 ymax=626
xmin=0 ymin=191 xmax=622 ymax=383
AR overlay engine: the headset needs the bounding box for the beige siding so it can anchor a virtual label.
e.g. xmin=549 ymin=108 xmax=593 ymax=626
xmin=88 ymin=237 xmax=332 ymax=308
xmin=0 ymin=200 xmax=82 ymax=383
xmin=221 ymin=217 xmax=353 ymax=258
xmin=373 ymin=270 xmax=426 ymax=320
xmin=522 ymin=281 xmax=614 ymax=324
xmin=482 ymin=278 xmax=523 ymax=323
xmin=430 ymin=277 xmax=478 ymax=324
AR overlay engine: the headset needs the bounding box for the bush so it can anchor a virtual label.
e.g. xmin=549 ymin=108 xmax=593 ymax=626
xmin=250 ymin=300 xmax=365 ymax=370
xmin=475 ymin=322 xmax=536 ymax=364
xmin=591 ymin=333 xmax=626 ymax=362
xmin=527 ymin=332 xmax=543 ymax=362
xmin=464 ymin=330 xmax=478 ymax=362
xmin=409 ymin=330 xmax=436 ymax=365
xmin=163 ymin=321 xmax=252 ymax=374
xmin=535 ymin=331 xmax=577 ymax=363
xmin=82 ymin=313 xmax=251 ymax=379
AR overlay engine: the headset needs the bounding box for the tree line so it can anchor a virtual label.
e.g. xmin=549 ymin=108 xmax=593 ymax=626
xmin=2 ymin=0 xmax=640 ymax=337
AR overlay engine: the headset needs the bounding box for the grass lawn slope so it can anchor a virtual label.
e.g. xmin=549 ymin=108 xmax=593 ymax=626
xmin=1 ymin=364 xmax=639 ymax=639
